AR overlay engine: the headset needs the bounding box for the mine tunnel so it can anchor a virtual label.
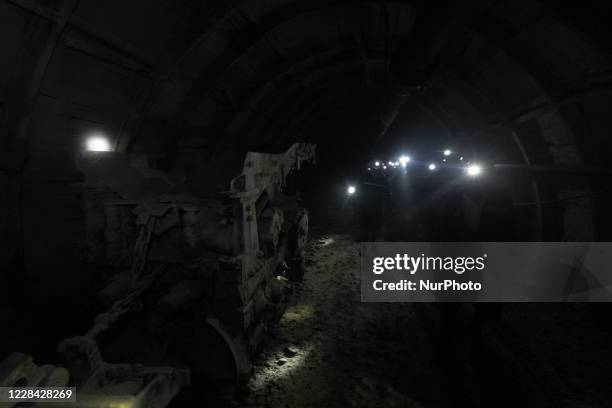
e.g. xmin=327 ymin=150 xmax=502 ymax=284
xmin=1 ymin=1 xmax=612 ymax=407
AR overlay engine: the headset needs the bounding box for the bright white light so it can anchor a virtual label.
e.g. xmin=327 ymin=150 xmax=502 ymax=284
xmin=428 ymin=163 xmax=437 ymax=171
xmin=374 ymin=161 xmax=380 ymax=167
xmin=459 ymin=156 xmax=464 ymax=161
xmin=399 ymin=155 xmax=411 ymax=167
xmin=347 ymin=185 xmax=356 ymax=195
xmin=383 ymin=165 xmax=387 ymax=169
xmin=467 ymin=164 xmax=482 ymax=176
xmin=388 ymin=161 xmax=394 ymax=166
xmin=442 ymin=159 xmax=447 ymax=162
xmin=367 ymin=167 xmax=372 ymax=171
xmin=86 ymin=135 xmax=112 ymax=152
xmin=444 ymin=149 xmax=452 ymax=156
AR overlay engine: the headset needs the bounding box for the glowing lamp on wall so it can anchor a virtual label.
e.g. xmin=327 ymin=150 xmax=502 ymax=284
xmin=86 ymin=135 xmax=112 ymax=152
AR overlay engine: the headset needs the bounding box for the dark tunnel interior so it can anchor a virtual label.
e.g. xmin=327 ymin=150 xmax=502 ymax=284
xmin=2 ymin=0 xmax=612 ymax=407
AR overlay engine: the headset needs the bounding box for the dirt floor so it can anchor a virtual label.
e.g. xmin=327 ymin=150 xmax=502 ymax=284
xmin=227 ymin=230 xmax=612 ymax=408
xmin=242 ymin=233 xmax=429 ymax=408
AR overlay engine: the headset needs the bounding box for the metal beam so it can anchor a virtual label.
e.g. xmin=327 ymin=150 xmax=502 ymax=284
xmin=14 ymin=0 xmax=80 ymax=143
xmin=493 ymin=163 xmax=612 ymax=177
xmin=245 ymin=61 xmax=387 ymax=146
xmin=496 ymin=80 xmax=612 ymax=127
xmin=225 ymin=44 xmax=386 ymax=139
xmin=5 ymin=0 xmax=67 ymax=24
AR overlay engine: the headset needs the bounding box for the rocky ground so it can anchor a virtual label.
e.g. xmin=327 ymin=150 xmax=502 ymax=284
xmin=241 ymin=233 xmax=429 ymax=408
xmin=181 ymin=225 xmax=612 ymax=408
xmin=234 ymin=230 xmax=612 ymax=408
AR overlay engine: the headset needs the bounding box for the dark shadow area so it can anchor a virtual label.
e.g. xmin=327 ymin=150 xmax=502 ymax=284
xmin=1 ymin=1 xmax=612 ymax=407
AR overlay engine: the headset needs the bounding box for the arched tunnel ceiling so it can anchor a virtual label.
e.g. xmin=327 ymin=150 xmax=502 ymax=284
xmin=2 ymin=0 xmax=612 ymax=304
xmin=1 ymin=0 xmax=612 ymax=170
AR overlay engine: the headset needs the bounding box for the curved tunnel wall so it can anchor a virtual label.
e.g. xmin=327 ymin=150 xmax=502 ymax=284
xmin=1 ymin=0 xmax=612 ymax=308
